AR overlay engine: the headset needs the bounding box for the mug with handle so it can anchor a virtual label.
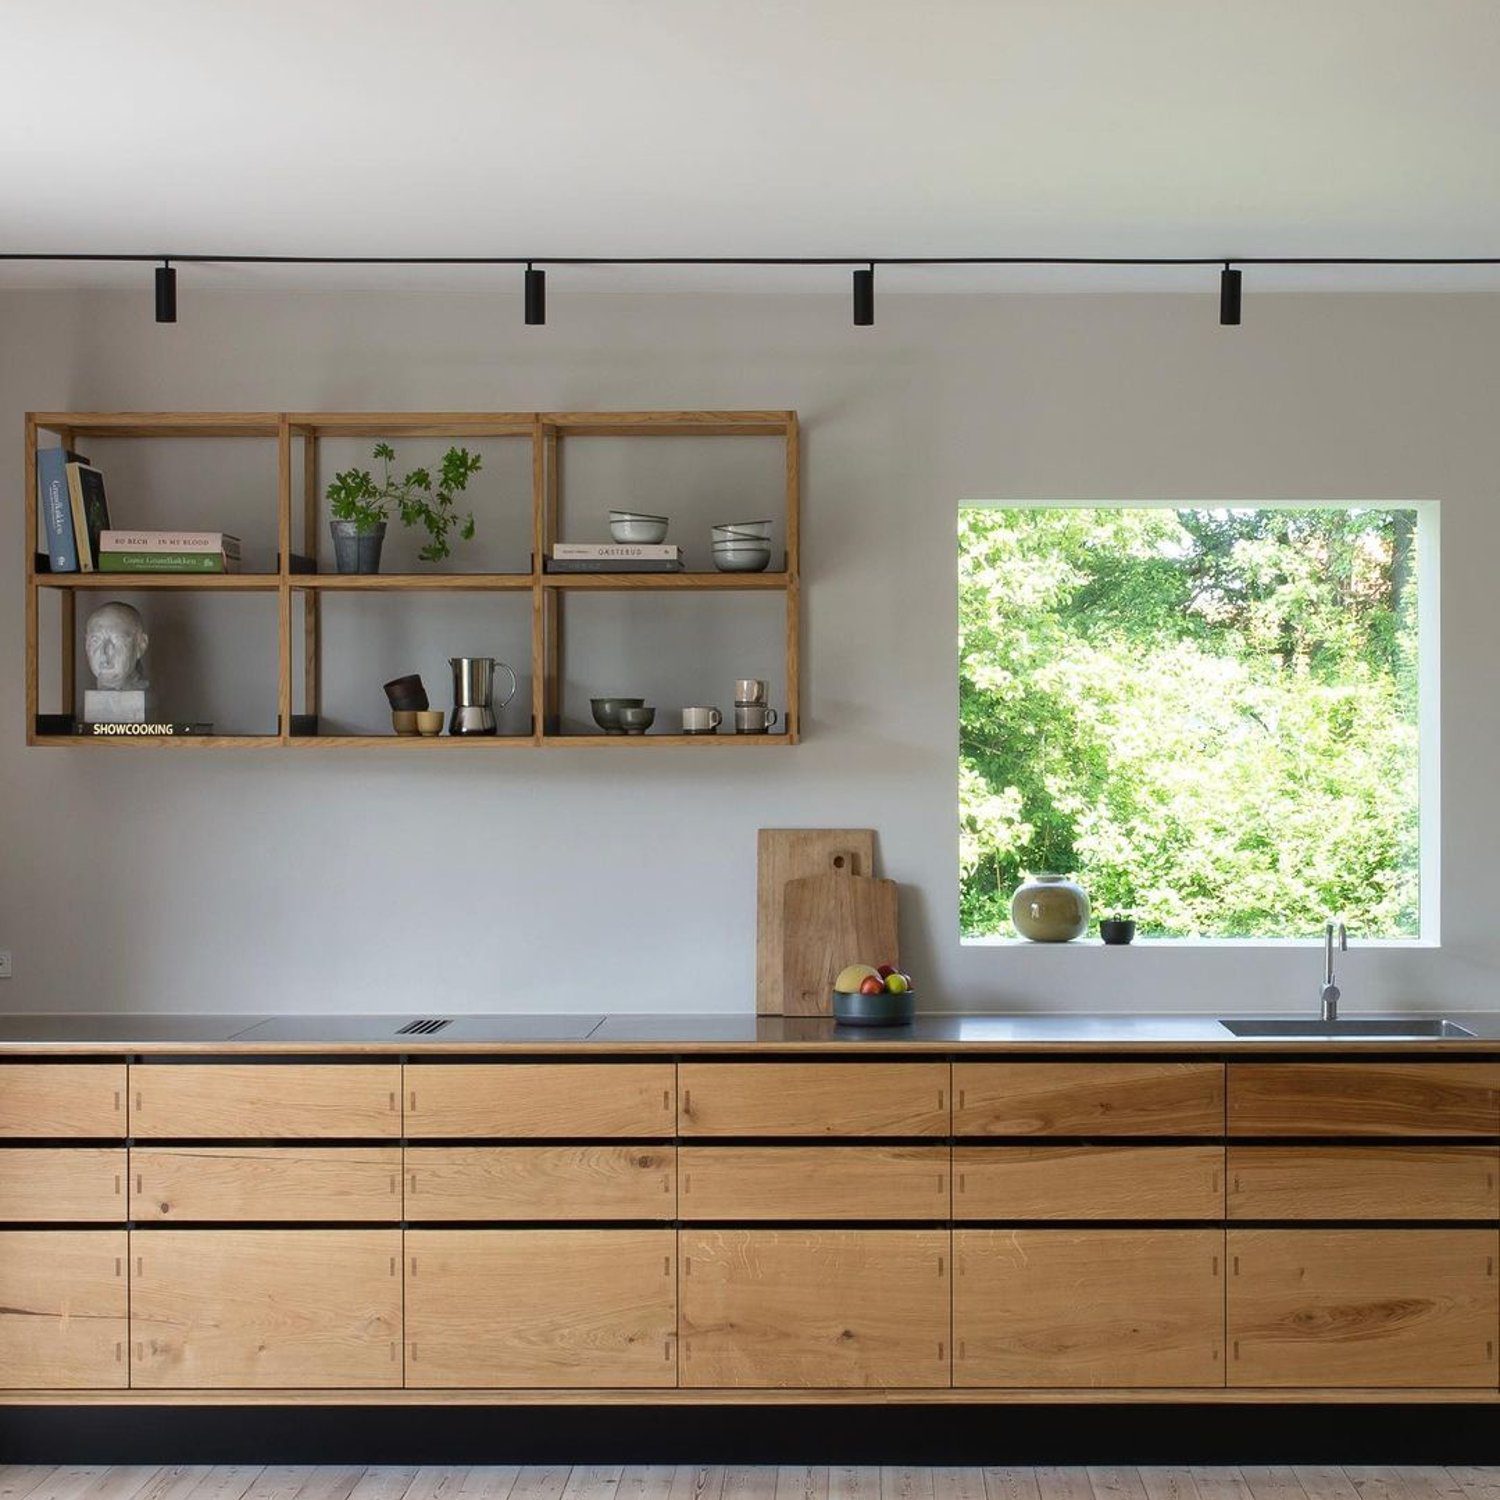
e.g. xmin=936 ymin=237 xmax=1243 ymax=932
xmin=682 ymin=706 xmax=723 ymax=734
xmin=734 ymin=704 xmax=778 ymax=734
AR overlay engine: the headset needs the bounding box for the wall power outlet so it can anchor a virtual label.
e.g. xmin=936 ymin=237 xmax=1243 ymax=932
xmin=0 ymin=951 xmax=11 ymax=979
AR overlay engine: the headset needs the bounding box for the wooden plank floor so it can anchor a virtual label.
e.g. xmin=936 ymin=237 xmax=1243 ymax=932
xmin=1 ymin=1470 xmax=1495 ymax=1500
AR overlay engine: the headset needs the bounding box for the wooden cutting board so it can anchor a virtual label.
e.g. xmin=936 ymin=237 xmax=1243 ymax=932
xmin=757 ymin=829 xmax=876 ymax=1014
xmin=780 ymin=854 xmax=900 ymax=1018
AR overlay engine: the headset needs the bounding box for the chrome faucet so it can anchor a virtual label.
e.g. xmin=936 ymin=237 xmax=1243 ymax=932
xmin=1320 ymin=920 xmax=1347 ymax=1022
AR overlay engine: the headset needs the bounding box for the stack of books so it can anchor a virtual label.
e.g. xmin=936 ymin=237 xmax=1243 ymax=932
xmin=546 ymin=543 xmax=684 ymax=573
xmin=97 ymin=531 xmax=242 ymax=574
xmin=37 ymin=449 xmax=111 ymax=572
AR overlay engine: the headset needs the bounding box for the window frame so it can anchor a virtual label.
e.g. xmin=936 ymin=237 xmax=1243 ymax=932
xmin=957 ymin=498 xmax=1441 ymax=949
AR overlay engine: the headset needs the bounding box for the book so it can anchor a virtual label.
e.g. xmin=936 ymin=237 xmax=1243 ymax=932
xmin=551 ymin=543 xmax=681 ymax=561
xmin=37 ymin=447 xmax=84 ymax=572
xmin=73 ymin=721 xmax=213 ymax=737
xmin=64 ymin=462 xmax=111 ymax=571
xmin=99 ymin=530 xmax=241 ymax=556
xmin=97 ymin=551 xmax=240 ymax=573
xmin=545 ymin=557 xmax=685 ymax=573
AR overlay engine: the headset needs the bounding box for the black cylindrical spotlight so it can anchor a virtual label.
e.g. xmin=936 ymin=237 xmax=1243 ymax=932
xmin=1219 ymin=264 xmax=1242 ymax=326
xmin=155 ymin=262 xmax=177 ymax=324
xmin=524 ymin=264 xmax=546 ymax=325
xmin=852 ymin=264 xmax=874 ymax=326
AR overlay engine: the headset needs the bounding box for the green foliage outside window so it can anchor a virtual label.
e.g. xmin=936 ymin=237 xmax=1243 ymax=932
xmin=958 ymin=506 xmax=1421 ymax=940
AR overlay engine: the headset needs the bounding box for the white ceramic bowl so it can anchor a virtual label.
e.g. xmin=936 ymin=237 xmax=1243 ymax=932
xmin=712 ymin=544 xmax=772 ymax=573
xmin=713 ymin=520 xmax=772 ymax=540
xmin=610 ymin=515 xmax=669 ymax=544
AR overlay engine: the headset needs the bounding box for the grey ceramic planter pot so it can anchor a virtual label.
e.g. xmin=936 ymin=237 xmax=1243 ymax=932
xmin=330 ymin=519 xmax=386 ymax=574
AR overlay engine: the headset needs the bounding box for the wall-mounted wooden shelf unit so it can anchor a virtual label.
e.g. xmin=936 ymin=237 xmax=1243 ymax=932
xmin=25 ymin=411 xmax=800 ymax=749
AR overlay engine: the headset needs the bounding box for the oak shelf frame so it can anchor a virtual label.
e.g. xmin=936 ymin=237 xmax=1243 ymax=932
xmin=24 ymin=409 xmax=802 ymax=750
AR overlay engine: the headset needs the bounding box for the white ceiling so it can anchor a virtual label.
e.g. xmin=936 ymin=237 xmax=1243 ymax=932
xmin=4 ymin=0 xmax=1500 ymax=294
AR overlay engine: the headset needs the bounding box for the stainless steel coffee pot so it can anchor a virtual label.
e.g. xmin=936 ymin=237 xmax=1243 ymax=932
xmin=448 ymin=657 xmax=517 ymax=736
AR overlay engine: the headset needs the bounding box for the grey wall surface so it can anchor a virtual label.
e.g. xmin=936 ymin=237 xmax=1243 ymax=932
xmin=1 ymin=288 xmax=1496 ymax=1016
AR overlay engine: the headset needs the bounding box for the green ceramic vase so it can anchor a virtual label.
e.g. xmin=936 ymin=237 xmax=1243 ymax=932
xmin=1011 ymin=872 xmax=1090 ymax=943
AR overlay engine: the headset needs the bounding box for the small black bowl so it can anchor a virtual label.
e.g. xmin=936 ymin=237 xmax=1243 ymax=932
xmin=1100 ymin=918 xmax=1137 ymax=946
xmin=832 ymin=987 xmax=916 ymax=1027
xmin=383 ymin=674 xmax=429 ymax=711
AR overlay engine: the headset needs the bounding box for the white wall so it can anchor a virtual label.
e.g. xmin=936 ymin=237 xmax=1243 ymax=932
xmin=2 ymin=287 xmax=1498 ymax=1017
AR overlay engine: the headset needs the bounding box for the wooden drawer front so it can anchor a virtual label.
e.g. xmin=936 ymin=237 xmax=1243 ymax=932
xmin=953 ymin=1229 xmax=1224 ymax=1388
xmin=405 ymin=1229 xmax=676 ymax=1387
xmin=1228 ymin=1146 xmax=1499 ymax=1221
xmin=1227 ymin=1229 xmax=1499 ymax=1387
xmin=1228 ymin=1064 xmax=1500 ymax=1137
xmin=0 ymin=1064 xmax=125 ymax=1138
xmin=405 ymin=1064 xmax=675 ymax=1138
xmin=131 ymin=1229 xmax=402 ymax=1388
xmin=679 ymin=1228 xmax=950 ymax=1388
xmin=407 ymin=1147 xmax=676 ymax=1221
xmin=0 ymin=1230 xmax=128 ymax=1388
xmin=953 ymin=1063 xmax=1224 ymax=1137
xmin=131 ymin=1147 xmax=402 ymax=1222
xmin=0 ymin=1148 xmax=126 ymax=1223
xmin=131 ymin=1065 xmax=400 ymax=1139
xmin=678 ymin=1064 xmax=949 ymax=1137
xmin=680 ymin=1147 xmax=950 ymax=1220
xmin=955 ymin=1146 xmax=1224 ymax=1220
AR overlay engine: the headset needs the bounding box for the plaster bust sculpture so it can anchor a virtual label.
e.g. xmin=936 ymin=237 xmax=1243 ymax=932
xmin=84 ymin=601 xmax=150 ymax=690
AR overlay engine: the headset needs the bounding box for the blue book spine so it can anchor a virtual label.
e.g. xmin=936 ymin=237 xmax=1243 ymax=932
xmin=37 ymin=447 xmax=78 ymax=571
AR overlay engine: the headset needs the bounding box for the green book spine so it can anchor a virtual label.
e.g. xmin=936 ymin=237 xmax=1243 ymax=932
xmin=97 ymin=552 xmax=227 ymax=573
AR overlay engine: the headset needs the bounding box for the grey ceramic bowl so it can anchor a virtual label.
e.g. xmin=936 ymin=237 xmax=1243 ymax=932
xmin=831 ymin=987 xmax=916 ymax=1027
xmin=610 ymin=516 xmax=669 ymax=544
xmin=617 ymin=705 xmax=656 ymax=735
xmin=591 ymin=697 xmax=644 ymax=733
xmin=712 ymin=545 xmax=772 ymax=573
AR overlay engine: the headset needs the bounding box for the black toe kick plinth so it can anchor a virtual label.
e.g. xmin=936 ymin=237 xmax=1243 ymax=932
xmin=3 ymin=1403 xmax=1499 ymax=1466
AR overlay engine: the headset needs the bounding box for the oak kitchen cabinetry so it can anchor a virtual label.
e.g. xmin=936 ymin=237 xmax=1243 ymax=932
xmin=3 ymin=1044 xmax=1500 ymax=1402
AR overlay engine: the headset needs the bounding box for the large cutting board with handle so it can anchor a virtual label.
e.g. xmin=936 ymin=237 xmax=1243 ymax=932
xmin=757 ymin=829 xmax=877 ymax=1014
xmin=780 ymin=852 xmax=900 ymax=1018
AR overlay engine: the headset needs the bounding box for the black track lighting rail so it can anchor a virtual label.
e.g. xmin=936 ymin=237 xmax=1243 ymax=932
xmin=7 ymin=253 xmax=1500 ymax=266
xmin=9 ymin=250 xmax=1500 ymax=328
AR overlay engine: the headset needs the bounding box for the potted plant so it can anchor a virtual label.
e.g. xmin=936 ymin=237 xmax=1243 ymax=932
xmin=1100 ymin=912 xmax=1137 ymax=946
xmin=325 ymin=441 xmax=482 ymax=573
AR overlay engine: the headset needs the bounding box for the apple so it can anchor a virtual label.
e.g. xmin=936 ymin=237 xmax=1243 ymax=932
xmin=859 ymin=976 xmax=885 ymax=996
xmin=884 ymin=972 xmax=910 ymax=994
xmin=835 ymin=963 xmax=881 ymax=993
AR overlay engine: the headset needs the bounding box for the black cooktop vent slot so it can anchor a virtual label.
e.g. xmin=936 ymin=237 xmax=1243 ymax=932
xmin=397 ymin=1018 xmax=453 ymax=1035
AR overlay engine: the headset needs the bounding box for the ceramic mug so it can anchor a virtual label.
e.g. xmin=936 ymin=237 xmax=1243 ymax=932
xmin=682 ymin=706 xmax=722 ymax=734
xmin=734 ymin=704 xmax=778 ymax=734
xmin=735 ymin=678 xmax=768 ymax=705
xmin=392 ymin=710 xmax=419 ymax=735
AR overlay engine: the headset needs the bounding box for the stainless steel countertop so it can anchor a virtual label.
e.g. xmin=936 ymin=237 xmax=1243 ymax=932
xmin=3 ymin=1010 xmax=1500 ymax=1052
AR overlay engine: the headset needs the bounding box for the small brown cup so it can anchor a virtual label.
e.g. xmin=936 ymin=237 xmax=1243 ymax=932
xmin=392 ymin=710 xmax=419 ymax=735
xmin=415 ymin=710 xmax=444 ymax=737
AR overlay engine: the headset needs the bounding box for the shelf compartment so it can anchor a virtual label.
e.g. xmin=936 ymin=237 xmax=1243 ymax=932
xmin=289 ymin=414 xmax=536 ymax=439
xmin=542 ymin=733 xmax=793 ymax=748
xmin=295 ymin=573 xmax=537 ymax=592
xmin=547 ymin=411 xmax=794 ymax=438
xmin=32 ymin=733 xmax=283 ymax=749
xmin=32 ymin=572 xmax=282 ymax=591
xmin=286 ymin=733 xmax=538 ymax=749
xmin=31 ymin=413 xmax=282 ymax=439
xmin=543 ymin=572 xmax=790 ymax=592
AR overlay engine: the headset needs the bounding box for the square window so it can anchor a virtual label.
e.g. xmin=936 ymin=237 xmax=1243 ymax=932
xmin=958 ymin=505 xmax=1435 ymax=943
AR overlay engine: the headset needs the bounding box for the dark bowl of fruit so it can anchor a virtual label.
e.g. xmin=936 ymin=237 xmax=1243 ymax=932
xmin=831 ymin=964 xmax=916 ymax=1027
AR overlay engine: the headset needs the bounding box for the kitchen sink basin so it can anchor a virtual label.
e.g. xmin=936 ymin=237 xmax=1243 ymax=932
xmin=1218 ymin=1016 xmax=1476 ymax=1040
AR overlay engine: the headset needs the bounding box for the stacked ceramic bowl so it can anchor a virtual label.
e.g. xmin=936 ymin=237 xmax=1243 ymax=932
xmin=712 ymin=520 xmax=772 ymax=573
xmin=610 ymin=511 xmax=669 ymax=544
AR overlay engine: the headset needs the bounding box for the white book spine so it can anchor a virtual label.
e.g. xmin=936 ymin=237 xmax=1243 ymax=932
xmin=551 ymin=542 xmax=680 ymax=560
xmin=99 ymin=531 xmax=241 ymax=552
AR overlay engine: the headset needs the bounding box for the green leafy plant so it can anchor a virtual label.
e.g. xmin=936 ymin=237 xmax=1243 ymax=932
xmin=326 ymin=442 xmax=482 ymax=563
